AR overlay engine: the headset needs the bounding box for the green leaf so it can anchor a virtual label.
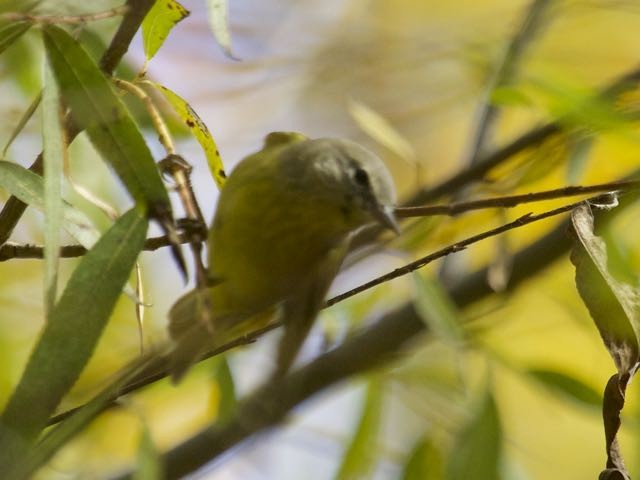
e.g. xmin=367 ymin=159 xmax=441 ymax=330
xmin=0 ymin=22 xmax=30 ymax=56
xmin=133 ymin=423 xmax=164 ymax=480
xmin=42 ymin=25 xmax=172 ymax=221
xmin=402 ymin=436 xmax=444 ymax=480
xmin=413 ymin=273 xmax=464 ymax=343
xmin=570 ymin=203 xmax=640 ymax=377
xmin=42 ymin=59 xmax=65 ymax=314
xmin=335 ymin=379 xmax=384 ymax=480
xmin=17 ymin=354 xmax=158 ymax=479
xmin=446 ymin=392 xmax=502 ymax=480
xmin=211 ymin=357 xmax=236 ymax=423
xmin=0 ymin=208 xmax=148 ymax=472
xmin=141 ymin=0 xmax=190 ymax=62
xmin=533 ymin=76 xmax=633 ymax=133
xmin=527 ymin=368 xmax=602 ymax=408
xmin=0 ymin=160 xmax=100 ymax=248
xmin=2 ymin=90 xmax=41 ymax=158
xmin=146 ymin=81 xmax=226 ymax=188
xmin=205 ymin=0 xmax=234 ymax=58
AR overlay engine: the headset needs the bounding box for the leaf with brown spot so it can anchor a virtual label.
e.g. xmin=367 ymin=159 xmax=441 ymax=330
xmin=141 ymin=0 xmax=190 ymax=62
xmin=144 ymin=80 xmax=226 ymax=189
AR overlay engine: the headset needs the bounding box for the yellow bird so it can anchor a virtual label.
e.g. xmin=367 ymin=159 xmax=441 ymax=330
xmin=168 ymin=132 xmax=398 ymax=380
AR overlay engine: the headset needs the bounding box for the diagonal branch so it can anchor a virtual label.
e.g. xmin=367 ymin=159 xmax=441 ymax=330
xmin=108 ymin=214 xmax=573 ymax=480
xmin=108 ymin=188 xmax=639 ymax=480
xmin=46 ymin=194 xmax=594 ymax=428
xmin=410 ymin=62 xmax=640 ymax=206
xmin=4 ymin=179 xmax=637 ymax=262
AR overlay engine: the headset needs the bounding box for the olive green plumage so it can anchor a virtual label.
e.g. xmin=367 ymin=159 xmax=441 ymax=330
xmin=169 ymin=132 xmax=397 ymax=381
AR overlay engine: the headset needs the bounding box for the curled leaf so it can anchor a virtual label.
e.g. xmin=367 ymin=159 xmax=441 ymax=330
xmin=570 ymin=202 xmax=640 ymax=377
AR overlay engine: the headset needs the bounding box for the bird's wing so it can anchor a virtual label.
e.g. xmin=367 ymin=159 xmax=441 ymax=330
xmin=273 ymin=241 xmax=349 ymax=378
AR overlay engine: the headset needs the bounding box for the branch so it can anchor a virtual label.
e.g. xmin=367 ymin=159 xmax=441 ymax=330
xmin=328 ymin=199 xmax=579 ymax=306
xmin=0 ymin=233 xmax=184 ymax=261
xmin=46 ymin=192 xmax=595 ymax=426
xmin=0 ymin=5 xmax=129 ymax=24
xmin=411 ymin=62 xmax=640 ymax=205
xmin=394 ymin=179 xmax=640 ymax=217
xmin=47 ymin=323 xmax=280 ymax=426
xmin=105 ymin=215 xmax=585 ymax=479
xmin=4 ymin=180 xmax=636 ymax=262
xmin=107 ymin=188 xmax=639 ymax=479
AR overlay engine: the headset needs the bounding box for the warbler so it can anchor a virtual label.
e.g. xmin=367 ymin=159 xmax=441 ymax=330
xmin=168 ymin=132 xmax=398 ymax=380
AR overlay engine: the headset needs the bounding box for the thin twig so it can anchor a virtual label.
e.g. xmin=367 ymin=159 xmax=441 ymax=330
xmin=328 ymin=199 xmax=581 ymax=306
xmin=47 ymin=323 xmax=279 ymax=425
xmin=3 ymin=179 xmax=638 ymax=262
xmin=394 ymin=179 xmax=640 ymax=218
xmin=0 ymin=233 xmax=185 ymax=261
xmin=110 ymin=192 xmax=640 ymax=480
xmin=412 ymin=62 xmax=640 ymax=206
xmin=159 ymin=155 xmax=209 ymax=288
xmin=112 ymin=78 xmax=176 ymax=155
xmin=0 ymin=5 xmax=129 ymax=24
xmin=47 ymin=193 xmax=606 ymax=427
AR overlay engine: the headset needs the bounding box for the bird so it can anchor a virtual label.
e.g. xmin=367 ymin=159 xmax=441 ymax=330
xmin=168 ymin=131 xmax=398 ymax=381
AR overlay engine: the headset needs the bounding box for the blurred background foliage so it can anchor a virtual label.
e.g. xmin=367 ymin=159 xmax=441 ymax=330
xmin=1 ymin=0 xmax=640 ymax=478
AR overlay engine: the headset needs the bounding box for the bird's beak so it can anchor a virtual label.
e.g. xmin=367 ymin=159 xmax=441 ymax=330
xmin=371 ymin=204 xmax=401 ymax=235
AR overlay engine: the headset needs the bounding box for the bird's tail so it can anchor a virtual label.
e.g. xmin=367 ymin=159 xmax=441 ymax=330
xmin=168 ymin=289 xmax=217 ymax=382
xmin=168 ymin=289 xmax=279 ymax=382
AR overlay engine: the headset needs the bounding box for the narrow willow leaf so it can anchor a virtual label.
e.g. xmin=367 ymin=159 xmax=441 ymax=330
xmin=133 ymin=423 xmax=164 ymax=480
xmin=147 ymin=81 xmax=226 ymax=188
xmin=0 ymin=160 xmax=100 ymax=248
xmin=402 ymin=436 xmax=444 ymax=480
xmin=0 ymin=209 xmax=148 ymax=471
xmin=211 ymin=357 xmax=236 ymax=423
xmin=16 ymin=353 xmax=159 ymax=479
xmin=0 ymin=22 xmax=30 ymax=55
xmin=413 ymin=273 xmax=464 ymax=343
xmin=42 ymin=26 xmax=171 ymax=222
xmin=570 ymin=203 xmax=640 ymax=377
xmin=348 ymin=98 xmax=415 ymax=163
xmin=446 ymin=392 xmax=502 ymax=480
xmin=527 ymin=368 xmax=602 ymax=408
xmin=42 ymin=60 xmax=65 ymax=313
xmin=534 ymin=76 xmax=633 ymax=133
xmin=205 ymin=0 xmax=234 ymax=58
xmin=2 ymin=90 xmax=41 ymax=158
xmin=336 ymin=379 xmax=384 ymax=480
xmin=141 ymin=0 xmax=190 ymax=61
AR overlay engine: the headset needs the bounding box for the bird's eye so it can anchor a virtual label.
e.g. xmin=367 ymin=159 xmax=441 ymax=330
xmin=354 ymin=168 xmax=370 ymax=187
